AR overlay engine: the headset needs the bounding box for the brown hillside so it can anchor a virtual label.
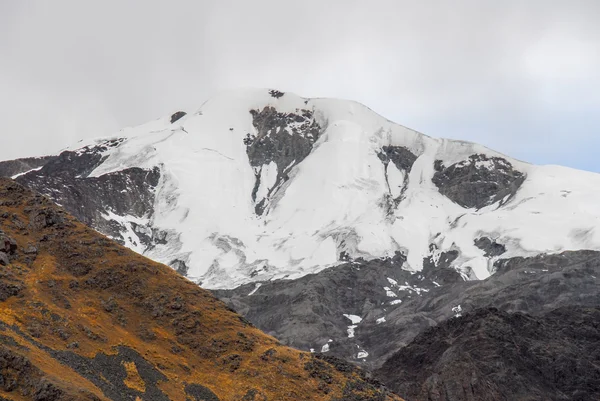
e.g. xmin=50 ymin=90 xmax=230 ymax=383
xmin=0 ymin=178 xmax=402 ymax=401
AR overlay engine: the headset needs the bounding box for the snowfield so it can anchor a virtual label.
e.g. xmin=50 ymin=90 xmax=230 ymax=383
xmin=63 ymin=89 xmax=600 ymax=289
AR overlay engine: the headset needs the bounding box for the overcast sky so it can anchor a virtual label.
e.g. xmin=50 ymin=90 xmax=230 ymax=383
xmin=2 ymin=1 xmax=599 ymax=171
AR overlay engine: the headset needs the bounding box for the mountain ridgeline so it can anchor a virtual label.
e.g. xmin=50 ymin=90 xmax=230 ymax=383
xmin=2 ymin=89 xmax=600 ymax=400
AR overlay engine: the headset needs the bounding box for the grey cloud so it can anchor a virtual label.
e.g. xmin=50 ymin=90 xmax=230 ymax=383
xmin=1 ymin=0 xmax=599 ymax=171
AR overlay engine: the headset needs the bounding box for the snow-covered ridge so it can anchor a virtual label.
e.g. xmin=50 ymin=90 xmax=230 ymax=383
xmin=28 ymin=89 xmax=600 ymax=289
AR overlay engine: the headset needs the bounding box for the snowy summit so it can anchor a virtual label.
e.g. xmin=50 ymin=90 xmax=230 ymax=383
xmin=11 ymin=88 xmax=600 ymax=289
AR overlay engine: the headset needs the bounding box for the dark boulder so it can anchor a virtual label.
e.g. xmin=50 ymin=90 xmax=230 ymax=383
xmin=432 ymin=154 xmax=525 ymax=209
xmin=170 ymin=111 xmax=187 ymax=124
xmin=474 ymin=236 xmax=506 ymax=257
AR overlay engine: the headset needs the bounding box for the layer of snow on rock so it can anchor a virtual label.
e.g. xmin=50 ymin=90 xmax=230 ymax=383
xmin=57 ymin=88 xmax=600 ymax=289
xmin=452 ymin=305 xmax=463 ymax=318
xmin=343 ymin=314 xmax=363 ymax=324
xmin=344 ymin=314 xmax=363 ymax=338
xmin=383 ymin=287 xmax=398 ymax=297
xmin=247 ymin=283 xmax=262 ymax=296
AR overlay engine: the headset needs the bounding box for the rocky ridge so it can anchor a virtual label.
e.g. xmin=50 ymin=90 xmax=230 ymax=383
xmin=0 ymin=178 xmax=401 ymax=401
xmin=216 ymin=250 xmax=600 ymax=370
xmin=375 ymin=306 xmax=600 ymax=401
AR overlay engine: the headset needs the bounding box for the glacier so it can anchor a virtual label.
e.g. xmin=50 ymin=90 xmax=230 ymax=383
xmin=28 ymin=88 xmax=600 ymax=289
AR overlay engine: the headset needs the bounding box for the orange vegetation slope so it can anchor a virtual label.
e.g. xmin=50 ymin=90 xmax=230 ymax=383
xmin=0 ymin=178 xmax=402 ymax=401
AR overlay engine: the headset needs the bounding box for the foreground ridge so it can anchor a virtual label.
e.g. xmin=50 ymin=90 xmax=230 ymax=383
xmin=0 ymin=178 xmax=401 ymax=401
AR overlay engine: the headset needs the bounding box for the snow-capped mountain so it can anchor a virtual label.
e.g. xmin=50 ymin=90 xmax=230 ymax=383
xmin=5 ymin=88 xmax=600 ymax=289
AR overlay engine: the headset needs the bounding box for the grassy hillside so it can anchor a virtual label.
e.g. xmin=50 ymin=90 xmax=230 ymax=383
xmin=0 ymin=178 xmax=401 ymax=401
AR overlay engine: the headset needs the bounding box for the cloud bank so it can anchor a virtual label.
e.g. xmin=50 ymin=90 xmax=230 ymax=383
xmin=2 ymin=1 xmax=599 ymax=171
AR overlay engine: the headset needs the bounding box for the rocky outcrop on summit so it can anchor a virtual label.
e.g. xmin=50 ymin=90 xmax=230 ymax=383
xmin=217 ymin=250 xmax=600 ymax=370
xmin=246 ymin=106 xmax=321 ymax=215
xmin=0 ymin=178 xmax=402 ymax=401
xmin=170 ymin=110 xmax=187 ymax=124
xmin=375 ymin=307 xmax=600 ymax=401
xmin=432 ymin=154 xmax=525 ymax=209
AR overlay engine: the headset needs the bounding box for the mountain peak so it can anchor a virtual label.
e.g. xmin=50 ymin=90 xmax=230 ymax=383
xmin=2 ymin=90 xmax=600 ymax=289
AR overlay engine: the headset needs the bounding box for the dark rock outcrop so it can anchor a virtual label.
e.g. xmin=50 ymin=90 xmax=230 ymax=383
xmin=0 ymin=156 xmax=57 ymax=179
xmin=214 ymin=252 xmax=459 ymax=369
xmin=432 ymin=154 xmax=525 ymax=209
xmin=0 ymin=230 xmax=17 ymax=267
xmin=246 ymin=106 xmax=321 ymax=215
xmin=375 ymin=306 xmax=600 ymax=401
xmin=377 ymin=146 xmax=417 ymax=174
xmin=268 ymin=89 xmax=285 ymax=98
xmin=474 ymin=236 xmax=506 ymax=257
xmin=170 ymin=111 xmax=187 ymax=124
xmin=377 ymin=146 xmax=418 ymax=205
xmin=216 ymin=250 xmax=600 ymax=370
xmin=13 ymin=140 xmax=161 ymax=249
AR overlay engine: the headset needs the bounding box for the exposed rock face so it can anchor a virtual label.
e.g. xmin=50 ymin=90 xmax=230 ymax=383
xmin=214 ymin=253 xmax=462 ymax=369
xmin=0 ymin=230 xmax=17 ymax=268
xmin=268 ymin=89 xmax=285 ymax=98
xmin=246 ymin=106 xmax=321 ymax=214
xmin=0 ymin=178 xmax=401 ymax=401
xmin=474 ymin=236 xmax=506 ymax=257
xmin=170 ymin=111 xmax=187 ymax=124
xmin=13 ymin=139 xmax=161 ymax=250
xmin=377 ymin=146 xmax=417 ymax=174
xmin=375 ymin=307 xmax=600 ymax=401
xmin=216 ymin=250 xmax=600 ymax=370
xmin=432 ymin=154 xmax=525 ymax=209
xmin=0 ymin=156 xmax=57 ymax=179
xmin=377 ymin=146 xmax=417 ymax=204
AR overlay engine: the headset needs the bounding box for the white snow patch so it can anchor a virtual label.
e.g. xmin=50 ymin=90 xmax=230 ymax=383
xmin=343 ymin=314 xmax=363 ymax=338
xmin=247 ymin=283 xmax=262 ymax=296
xmin=347 ymin=325 xmax=358 ymax=338
xmin=343 ymin=314 xmax=363 ymax=324
xmin=383 ymin=287 xmax=398 ymax=297
xmin=11 ymin=166 xmax=43 ymax=179
xmin=255 ymin=161 xmax=278 ymax=204
xmin=376 ymin=317 xmax=386 ymax=324
xmin=357 ymin=350 xmax=369 ymax=359
xmin=321 ymin=344 xmax=330 ymax=353
xmin=452 ymin=305 xmax=463 ymax=318
xmin=101 ymin=210 xmax=149 ymax=254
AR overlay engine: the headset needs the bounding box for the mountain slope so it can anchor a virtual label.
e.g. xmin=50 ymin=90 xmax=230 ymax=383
xmin=215 ymin=249 xmax=600 ymax=369
xmin=374 ymin=307 xmax=600 ymax=401
xmin=5 ymin=89 xmax=600 ymax=289
xmin=0 ymin=178 xmax=401 ymax=401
